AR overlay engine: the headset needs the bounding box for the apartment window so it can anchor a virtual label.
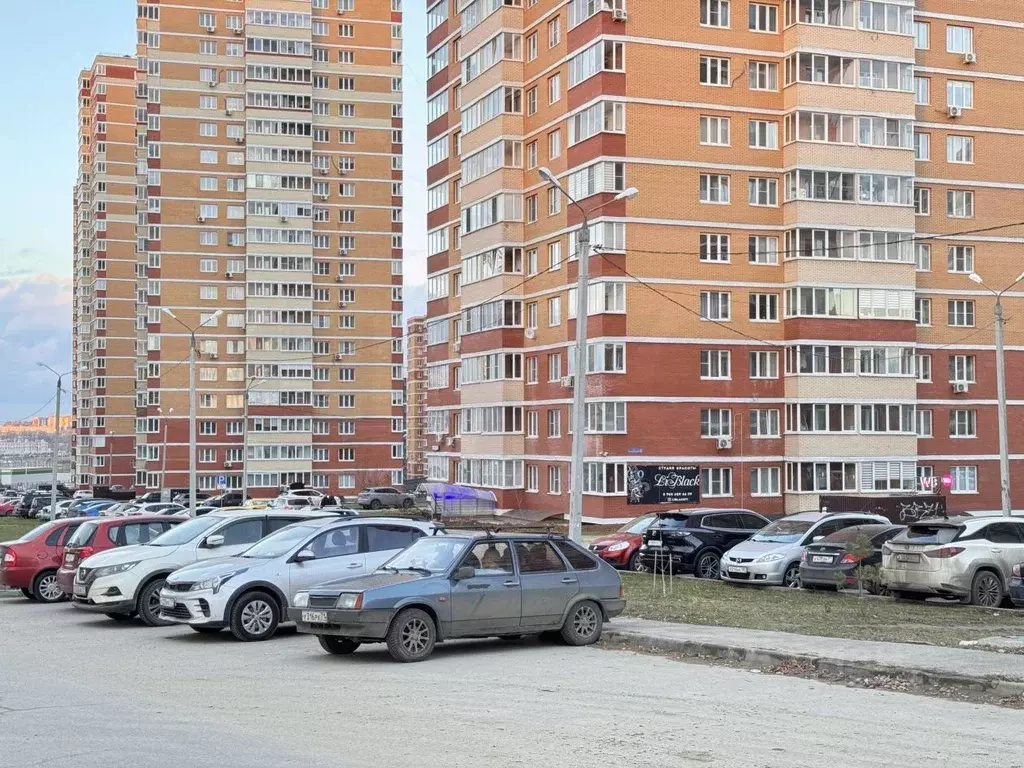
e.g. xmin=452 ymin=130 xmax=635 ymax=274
xmin=749 ymin=3 xmax=777 ymax=32
xmin=526 ymin=465 xmax=539 ymax=492
xmin=199 ymin=150 xmax=217 ymax=164
xmin=949 ymin=410 xmax=977 ymax=438
xmin=527 ymin=33 xmax=538 ymax=61
xmin=700 ymin=115 xmax=730 ymax=146
xmin=548 ymin=187 xmax=561 ymax=216
xmin=526 ymin=195 xmax=538 ymax=223
xmin=548 ymin=74 xmax=561 ymax=104
xmin=749 ymin=409 xmax=780 ymax=438
xmin=915 ymin=244 xmax=931 ymax=271
xmin=700 ymin=350 xmax=731 ymax=379
xmin=548 ymin=297 xmax=562 ymax=326
xmin=548 ymin=466 xmax=562 ymax=495
xmin=700 ymin=56 xmax=730 ymax=85
xmin=749 ymin=120 xmax=778 ymax=149
xmin=701 ymin=0 xmax=730 ymax=27
xmin=547 ymin=16 xmax=561 ymax=47
xmin=749 ymin=61 xmax=777 ymax=90
xmin=948 ymin=299 xmax=975 ymax=327
xmin=700 ymin=291 xmax=730 ymax=321
xmin=949 ymin=354 xmax=976 ymax=383
xmin=700 ymin=233 xmax=730 ymax=262
xmin=547 ymin=409 xmax=562 ymax=438
xmin=701 ymin=467 xmax=732 ymax=497
xmin=914 ymin=76 xmax=930 ymax=105
xmin=749 ymin=293 xmax=778 ymax=321
xmin=548 ymin=353 xmax=562 ymax=381
xmin=947 ymin=189 xmax=974 ymax=218
xmin=748 ymin=177 xmax=778 ymax=206
xmin=920 ymin=355 xmax=934 ymax=387
xmin=947 ymin=135 xmax=974 ymax=164
xmin=947 ymin=80 xmax=974 ymax=109
xmin=916 ymin=410 xmax=933 ymax=438
xmin=527 ymin=356 xmax=538 ymax=384
xmin=200 ymin=286 xmax=218 ymax=300
xmin=750 ymin=467 xmax=780 ymax=496
xmin=914 ymin=21 xmax=929 ymax=49
xmin=947 ymin=246 xmax=974 ymax=274
xmin=748 ymin=236 xmax=778 ymax=265
xmin=548 ymin=130 xmax=561 ymax=159
xmin=749 ymin=351 xmax=778 ymax=378
xmin=914 ymin=187 xmax=931 ymax=216
xmin=527 ymin=87 xmax=537 ymax=115
xmin=950 ymin=466 xmax=977 ymax=494
xmin=699 ymin=174 xmax=730 ymax=203
xmin=914 ymin=132 xmax=930 ymax=161
xmin=700 ymin=409 xmax=732 ymax=438
xmin=946 ymin=25 xmax=974 ymax=54
xmin=915 ymin=298 xmax=931 ymax=326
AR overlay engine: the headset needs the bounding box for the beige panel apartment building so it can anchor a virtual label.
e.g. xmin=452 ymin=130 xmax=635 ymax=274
xmin=74 ymin=0 xmax=406 ymax=496
xmin=423 ymin=0 xmax=1024 ymax=521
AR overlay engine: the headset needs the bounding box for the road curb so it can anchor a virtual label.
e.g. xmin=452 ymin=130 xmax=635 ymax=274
xmin=603 ymin=627 xmax=1024 ymax=698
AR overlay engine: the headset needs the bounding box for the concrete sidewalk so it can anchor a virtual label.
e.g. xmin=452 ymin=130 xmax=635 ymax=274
xmin=605 ymin=617 xmax=1024 ymax=695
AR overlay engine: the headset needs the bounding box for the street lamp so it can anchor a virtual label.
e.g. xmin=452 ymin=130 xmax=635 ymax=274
xmin=36 ymin=363 xmax=71 ymax=514
xmin=966 ymin=270 xmax=1024 ymax=516
xmin=157 ymin=406 xmax=174 ymax=496
xmin=538 ymin=167 xmax=639 ymax=542
xmin=161 ymin=307 xmax=222 ymax=516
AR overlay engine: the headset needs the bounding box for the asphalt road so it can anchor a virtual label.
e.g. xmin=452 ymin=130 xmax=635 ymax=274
xmin=2 ymin=598 xmax=1022 ymax=768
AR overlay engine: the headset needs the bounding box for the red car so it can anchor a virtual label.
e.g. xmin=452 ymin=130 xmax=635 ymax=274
xmin=589 ymin=514 xmax=658 ymax=570
xmin=56 ymin=515 xmax=182 ymax=597
xmin=0 ymin=501 xmax=16 ymax=517
xmin=0 ymin=518 xmax=89 ymax=602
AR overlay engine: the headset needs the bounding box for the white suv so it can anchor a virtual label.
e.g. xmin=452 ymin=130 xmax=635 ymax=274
xmin=159 ymin=517 xmax=439 ymax=641
xmin=71 ymin=510 xmax=328 ymax=625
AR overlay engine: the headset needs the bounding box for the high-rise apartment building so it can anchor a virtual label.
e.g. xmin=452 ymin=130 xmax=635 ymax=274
xmin=424 ymin=0 xmax=1024 ymax=520
xmin=74 ymin=0 xmax=406 ymax=496
xmin=404 ymin=315 xmax=428 ymax=479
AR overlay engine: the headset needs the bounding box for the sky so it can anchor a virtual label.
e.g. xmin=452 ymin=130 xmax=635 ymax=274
xmin=0 ymin=1 xmax=427 ymax=423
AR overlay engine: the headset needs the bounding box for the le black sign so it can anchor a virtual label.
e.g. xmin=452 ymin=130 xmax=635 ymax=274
xmin=627 ymin=465 xmax=701 ymax=506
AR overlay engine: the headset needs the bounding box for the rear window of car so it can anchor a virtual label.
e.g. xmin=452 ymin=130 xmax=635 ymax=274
xmin=554 ymin=541 xmax=599 ymax=570
xmin=67 ymin=522 xmax=99 ymax=548
xmin=899 ymin=525 xmax=962 ymax=545
xmin=820 ymin=525 xmax=890 ymax=544
xmin=651 ymin=514 xmax=692 ymax=530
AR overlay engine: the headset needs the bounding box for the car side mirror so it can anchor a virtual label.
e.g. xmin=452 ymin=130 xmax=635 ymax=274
xmin=204 ymin=534 xmax=225 ymax=549
xmin=452 ymin=566 xmax=475 ymax=581
xmin=293 ymin=549 xmax=316 ymax=563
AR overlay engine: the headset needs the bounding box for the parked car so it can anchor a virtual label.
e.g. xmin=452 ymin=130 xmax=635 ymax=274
xmin=1009 ymin=563 xmax=1024 ymax=608
xmin=71 ymin=510 xmax=334 ymax=625
xmin=588 ymin=514 xmax=657 ymax=571
xmin=171 ymin=491 xmax=212 ymax=506
xmin=160 ymin=516 xmax=440 ymax=641
xmin=639 ymin=509 xmax=770 ymax=579
xmin=721 ymin=511 xmax=889 ymax=588
xmin=799 ymin=524 xmax=905 ymax=592
xmin=201 ymin=492 xmax=245 ymax=509
xmin=57 ymin=516 xmax=183 ymax=597
xmin=72 ymin=490 xmax=94 ymax=500
xmin=120 ymin=502 xmax=186 ymax=517
xmin=355 ymin=487 xmax=416 ymax=510
xmin=291 ymin=532 xmax=625 ymax=662
xmin=882 ymin=516 xmax=1024 ymax=607
xmin=317 ymin=506 xmax=361 ymax=518
xmin=37 ymin=499 xmax=73 ymax=521
xmin=0 ymin=499 xmax=19 ymax=517
xmin=279 ymin=488 xmax=325 ymax=507
xmin=0 ymin=518 xmax=87 ymax=602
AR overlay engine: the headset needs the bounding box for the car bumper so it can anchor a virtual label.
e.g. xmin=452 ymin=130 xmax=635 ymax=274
xmin=0 ymin=566 xmax=35 ymax=590
xmin=720 ymin=558 xmax=787 ymax=585
xmin=71 ymin=596 xmax=137 ymax=614
xmin=638 ymin=546 xmax=697 ymax=573
xmin=1009 ymin=578 xmax=1024 ymax=607
xmin=882 ymin=566 xmax=969 ymax=597
xmin=157 ymin=587 xmax=224 ymax=626
xmin=70 ymin=574 xmax=141 ymax=612
xmin=800 ymin=564 xmax=859 ymax=588
xmin=288 ymin=607 xmax=392 ymax=640
xmin=603 ymin=597 xmax=627 ymax=619
xmin=57 ymin=567 xmax=77 ymax=596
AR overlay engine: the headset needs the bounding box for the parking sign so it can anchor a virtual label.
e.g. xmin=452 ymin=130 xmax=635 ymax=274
xmin=216 ymin=475 xmax=227 ymax=489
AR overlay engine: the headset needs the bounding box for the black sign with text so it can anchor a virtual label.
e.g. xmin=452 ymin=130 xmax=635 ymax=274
xmin=627 ymin=465 xmax=701 ymax=505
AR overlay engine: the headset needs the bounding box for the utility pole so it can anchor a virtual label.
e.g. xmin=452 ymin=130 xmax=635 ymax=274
xmin=37 ymin=364 xmax=70 ymax=514
xmin=158 ymin=407 xmax=173 ymax=497
xmin=537 ymin=168 xmax=638 ymax=542
xmin=968 ymin=271 xmax=1024 ymax=516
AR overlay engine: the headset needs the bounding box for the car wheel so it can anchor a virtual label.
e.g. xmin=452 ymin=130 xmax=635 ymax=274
xmin=319 ymin=635 xmax=360 ymax=655
xmin=402 ymin=498 xmax=414 ymax=508
xmin=137 ymin=579 xmax=173 ymax=627
xmin=32 ymin=570 xmax=65 ymax=603
xmin=105 ymin=612 xmax=135 ymax=622
xmin=694 ymin=551 xmax=721 ymax=580
xmin=560 ymin=600 xmax=603 ymax=646
xmin=627 ymin=550 xmax=643 ymax=572
xmin=190 ymin=626 xmax=222 ymax=635
xmin=970 ymin=571 xmax=1003 ymax=608
xmin=782 ymin=563 xmax=801 ymax=589
xmin=20 ymin=588 xmax=36 ymax=601
xmin=230 ymin=591 xmax=280 ymax=642
xmin=369 ymin=499 xmax=382 ymax=510
xmin=386 ymin=607 xmax=436 ymax=662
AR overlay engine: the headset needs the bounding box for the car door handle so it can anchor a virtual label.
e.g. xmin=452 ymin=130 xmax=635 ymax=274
xmin=502 ymin=580 xmax=520 ymax=587
xmin=561 ymin=577 xmax=578 ymax=584
xmin=347 ymin=563 xmax=362 ymax=569
xmin=991 ymin=548 xmax=1003 ymax=554
xmin=467 ymin=583 xmax=489 ymax=590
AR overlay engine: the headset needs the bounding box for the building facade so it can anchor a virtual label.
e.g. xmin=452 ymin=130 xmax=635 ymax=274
xmin=74 ymin=0 xmax=406 ymax=496
xmin=423 ymin=0 xmax=1024 ymax=521
xmin=404 ymin=315 xmax=428 ymax=479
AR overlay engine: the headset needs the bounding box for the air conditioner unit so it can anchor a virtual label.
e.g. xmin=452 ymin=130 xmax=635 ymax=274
xmin=225 ymin=462 xmax=234 ymax=469
xmin=524 ymin=328 xmax=536 ymax=340
xmin=209 ymin=353 xmax=219 ymax=360
xmin=335 ymin=353 xmax=345 ymax=361
xmin=338 ymin=300 xmax=347 ymax=307
xmin=339 ymin=168 xmax=349 ymax=176
xmin=233 ymin=28 xmax=242 ymax=36
xmin=431 ymin=444 xmax=440 ymax=451
xmin=339 ymin=248 xmax=349 ymax=256
xmin=612 ymin=8 xmax=628 ymax=21
xmin=319 ymin=168 xmax=329 ymax=175
xmin=337 ymin=8 xmax=346 ymax=14
xmin=952 ymin=382 xmax=969 ymax=394
xmin=963 ymin=52 xmax=978 ymax=64
xmin=335 ymin=274 xmax=345 ymax=283
xmin=560 ymin=375 xmax=574 ymax=388
xmin=203 ymin=25 xmax=216 ymax=33
xmin=317 ymin=194 xmax=329 ymax=201
xmin=280 ymin=216 xmax=289 ymax=223
xmin=453 ymin=341 xmax=461 ymax=352
xmin=225 ymin=109 xmax=234 ymax=116
xmin=234 ymin=137 xmax=244 ymax=144
xmin=948 ymin=105 xmax=964 ymax=118
xmin=225 ymin=271 xmax=234 ymax=279
xmin=716 ymin=437 xmax=733 ymax=450
xmin=207 ymin=80 xmax=217 ymax=88
xmin=197 ymin=215 xmax=206 ymax=223
xmin=444 ymin=437 xmax=455 ymax=447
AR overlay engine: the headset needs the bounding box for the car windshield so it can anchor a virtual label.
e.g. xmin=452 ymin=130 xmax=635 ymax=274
xmin=240 ymin=523 xmax=320 ymax=559
xmin=618 ymin=515 xmax=655 ymax=535
xmin=67 ymin=522 xmax=99 ymax=548
xmin=148 ymin=516 xmax=222 ymax=546
xmin=751 ymin=519 xmax=815 ymax=543
xmin=382 ymin=537 xmax=469 ymax=573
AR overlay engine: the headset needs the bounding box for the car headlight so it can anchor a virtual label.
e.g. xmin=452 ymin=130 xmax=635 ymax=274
xmin=293 ymin=592 xmax=309 ymax=608
xmin=196 ymin=568 xmax=248 ymax=594
xmin=605 ymin=541 xmax=630 ymax=553
xmin=94 ymin=561 xmax=140 ymax=579
xmin=755 ymin=553 xmax=785 ymax=564
xmin=335 ymin=593 xmax=363 ymax=610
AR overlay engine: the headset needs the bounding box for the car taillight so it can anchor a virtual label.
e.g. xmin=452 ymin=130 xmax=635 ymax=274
xmin=1013 ymin=564 xmax=1022 ymax=578
xmin=78 ymin=547 xmax=96 ymax=562
xmin=2 ymin=550 xmax=15 ymax=567
xmin=800 ymin=551 xmax=807 ymax=562
xmin=925 ymin=547 xmax=965 ymax=559
xmin=619 ymin=582 xmax=625 ymax=599
xmin=840 ymin=553 xmax=863 ymax=564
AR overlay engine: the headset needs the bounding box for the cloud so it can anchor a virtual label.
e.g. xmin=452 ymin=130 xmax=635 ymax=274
xmin=0 ymin=246 xmax=59 ymax=279
xmin=0 ymin=275 xmax=73 ymax=422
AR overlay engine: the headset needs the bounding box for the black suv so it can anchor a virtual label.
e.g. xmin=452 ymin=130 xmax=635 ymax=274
xmin=639 ymin=509 xmax=769 ymax=579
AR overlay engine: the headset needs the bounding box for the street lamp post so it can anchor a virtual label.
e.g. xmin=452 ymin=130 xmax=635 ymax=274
xmin=157 ymin=406 xmax=174 ymax=496
xmin=161 ymin=308 xmax=222 ymax=516
xmin=37 ymin=363 xmax=71 ymax=515
xmin=537 ymin=167 xmax=638 ymax=542
xmin=967 ymin=270 xmax=1024 ymax=516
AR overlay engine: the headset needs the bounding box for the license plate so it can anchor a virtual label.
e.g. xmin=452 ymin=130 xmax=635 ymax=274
xmin=896 ymin=553 xmax=921 ymax=563
xmin=159 ymin=596 xmax=175 ymax=608
xmin=301 ymin=610 xmax=328 ymax=623
xmin=729 ymin=566 xmax=748 ymax=574
xmin=811 ymin=555 xmax=833 ymax=564
xmin=647 ymin=540 xmax=661 ymax=548
xmin=74 ymin=584 xmax=87 ymax=597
